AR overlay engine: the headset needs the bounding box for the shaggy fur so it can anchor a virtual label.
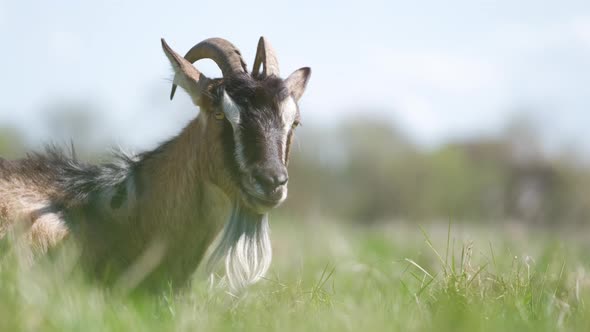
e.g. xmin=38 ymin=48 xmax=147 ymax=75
xmin=0 ymin=114 xmax=273 ymax=292
xmin=0 ymin=115 xmax=236 ymax=289
xmin=206 ymin=203 xmax=272 ymax=291
xmin=0 ymin=37 xmax=310 ymax=293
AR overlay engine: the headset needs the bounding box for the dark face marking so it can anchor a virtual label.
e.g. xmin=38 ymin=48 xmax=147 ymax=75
xmin=222 ymin=74 xmax=298 ymax=170
xmin=110 ymin=183 xmax=127 ymax=209
xmin=215 ymin=74 xmax=299 ymax=211
xmin=239 ymin=107 xmax=284 ymax=166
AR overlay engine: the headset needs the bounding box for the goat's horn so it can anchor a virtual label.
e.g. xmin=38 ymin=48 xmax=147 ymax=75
xmin=252 ymin=36 xmax=280 ymax=78
xmin=184 ymin=38 xmax=247 ymax=77
xmin=169 ymin=38 xmax=247 ymax=99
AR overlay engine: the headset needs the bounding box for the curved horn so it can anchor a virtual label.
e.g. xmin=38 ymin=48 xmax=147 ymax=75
xmin=184 ymin=38 xmax=248 ymax=77
xmin=252 ymin=36 xmax=280 ymax=78
xmin=170 ymin=38 xmax=248 ymax=99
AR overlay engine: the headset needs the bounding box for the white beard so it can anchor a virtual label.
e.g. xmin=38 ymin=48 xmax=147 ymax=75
xmin=205 ymin=201 xmax=272 ymax=292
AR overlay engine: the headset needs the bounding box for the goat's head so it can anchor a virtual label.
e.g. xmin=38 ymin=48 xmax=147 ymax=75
xmin=161 ymin=37 xmax=311 ymax=214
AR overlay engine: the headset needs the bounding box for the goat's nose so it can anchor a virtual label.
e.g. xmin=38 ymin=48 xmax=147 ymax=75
xmin=253 ymin=166 xmax=288 ymax=192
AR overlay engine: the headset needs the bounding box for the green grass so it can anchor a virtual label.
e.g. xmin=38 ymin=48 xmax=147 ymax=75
xmin=2 ymin=220 xmax=590 ymax=331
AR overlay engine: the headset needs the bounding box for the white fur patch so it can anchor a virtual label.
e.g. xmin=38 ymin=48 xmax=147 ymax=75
xmin=222 ymin=92 xmax=241 ymax=127
xmin=280 ymin=97 xmax=298 ymax=125
xmin=205 ymin=203 xmax=272 ymax=293
xmin=224 ymin=94 xmax=297 ymax=172
xmin=223 ymin=93 xmax=249 ymax=172
xmin=279 ymin=97 xmax=298 ymax=162
xmin=233 ymin=130 xmax=248 ymax=173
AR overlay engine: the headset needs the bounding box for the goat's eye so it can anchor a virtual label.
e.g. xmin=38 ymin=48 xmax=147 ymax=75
xmin=292 ymin=120 xmax=301 ymax=129
xmin=214 ymin=111 xmax=225 ymax=120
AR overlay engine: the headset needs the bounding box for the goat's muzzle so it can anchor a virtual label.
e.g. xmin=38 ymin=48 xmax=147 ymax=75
xmin=241 ymin=165 xmax=288 ymax=213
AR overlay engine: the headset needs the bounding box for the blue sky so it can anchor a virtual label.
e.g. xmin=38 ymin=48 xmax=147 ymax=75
xmin=0 ymin=0 xmax=589 ymax=152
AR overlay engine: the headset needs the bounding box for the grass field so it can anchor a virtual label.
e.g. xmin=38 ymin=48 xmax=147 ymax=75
xmin=1 ymin=219 xmax=590 ymax=331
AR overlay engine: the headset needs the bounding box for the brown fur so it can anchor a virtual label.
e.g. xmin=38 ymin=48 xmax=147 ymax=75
xmin=0 ymin=37 xmax=311 ymax=290
xmin=0 ymin=109 xmax=236 ymax=287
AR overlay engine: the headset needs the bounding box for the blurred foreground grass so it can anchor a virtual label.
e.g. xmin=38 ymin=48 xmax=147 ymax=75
xmin=1 ymin=220 xmax=590 ymax=332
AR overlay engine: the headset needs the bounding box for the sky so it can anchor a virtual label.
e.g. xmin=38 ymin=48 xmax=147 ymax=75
xmin=0 ymin=0 xmax=589 ymax=152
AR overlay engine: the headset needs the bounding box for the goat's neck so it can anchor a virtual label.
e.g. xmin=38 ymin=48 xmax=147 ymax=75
xmin=140 ymin=117 xmax=207 ymax=196
xmin=131 ymin=114 xmax=231 ymax=238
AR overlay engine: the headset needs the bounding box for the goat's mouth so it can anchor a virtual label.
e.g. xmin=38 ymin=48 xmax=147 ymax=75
xmin=242 ymin=193 xmax=282 ymax=213
xmin=239 ymin=177 xmax=287 ymax=213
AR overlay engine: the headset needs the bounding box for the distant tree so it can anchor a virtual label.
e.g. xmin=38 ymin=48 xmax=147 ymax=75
xmin=0 ymin=127 xmax=26 ymax=158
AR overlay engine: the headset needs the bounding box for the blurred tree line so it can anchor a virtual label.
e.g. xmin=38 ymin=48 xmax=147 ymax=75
xmin=0 ymin=127 xmax=26 ymax=159
xmin=2 ymin=107 xmax=590 ymax=226
xmin=283 ymin=117 xmax=590 ymax=226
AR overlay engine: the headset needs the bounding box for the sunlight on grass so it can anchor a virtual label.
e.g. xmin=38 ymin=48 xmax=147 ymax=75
xmin=1 ymin=221 xmax=589 ymax=331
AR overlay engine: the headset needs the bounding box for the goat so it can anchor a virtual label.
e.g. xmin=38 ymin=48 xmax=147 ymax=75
xmin=0 ymin=36 xmax=311 ymax=291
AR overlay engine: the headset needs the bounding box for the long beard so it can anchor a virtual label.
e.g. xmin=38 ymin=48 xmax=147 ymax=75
xmin=205 ymin=201 xmax=272 ymax=292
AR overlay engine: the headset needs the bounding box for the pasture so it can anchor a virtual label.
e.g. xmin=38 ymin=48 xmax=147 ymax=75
xmin=2 ymin=1 xmax=588 ymax=331
xmin=1 ymin=220 xmax=588 ymax=332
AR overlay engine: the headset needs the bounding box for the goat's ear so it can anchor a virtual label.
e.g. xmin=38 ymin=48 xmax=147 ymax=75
xmin=284 ymin=67 xmax=311 ymax=101
xmin=161 ymin=38 xmax=208 ymax=106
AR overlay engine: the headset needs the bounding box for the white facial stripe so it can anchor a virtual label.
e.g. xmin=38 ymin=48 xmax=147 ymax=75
xmin=226 ymin=94 xmax=297 ymax=172
xmin=222 ymin=92 xmax=241 ymax=128
xmin=279 ymin=97 xmax=298 ymax=162
xmin=234 ymin=129 xmax=248 ymax=172
xmin=223 ymin=92 xmax=248 ymax=172
xmin=280 ymin=97 xmax=298 ymax=127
